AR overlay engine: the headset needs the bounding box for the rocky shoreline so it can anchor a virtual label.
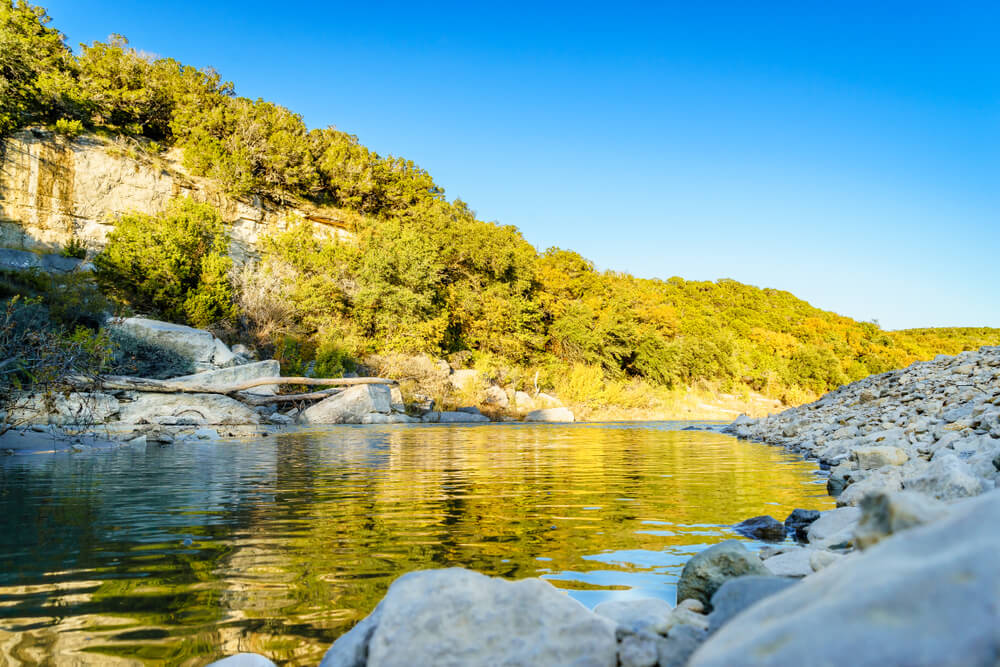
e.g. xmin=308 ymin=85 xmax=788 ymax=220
xmin=2 ymin=317 xmax=577 ymax=455
xmin=207 ymin=346 xmax=1000 ymax=667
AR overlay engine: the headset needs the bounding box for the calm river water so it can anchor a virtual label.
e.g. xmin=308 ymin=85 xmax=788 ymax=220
xmin=0 ymin=421 xmax=832 ymax=666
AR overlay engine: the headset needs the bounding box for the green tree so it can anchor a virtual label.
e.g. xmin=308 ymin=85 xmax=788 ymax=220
xmin=94 ymin=198 xmax=235 ymax=327
xmin=0 ymin=0 xmax=80 ymax=134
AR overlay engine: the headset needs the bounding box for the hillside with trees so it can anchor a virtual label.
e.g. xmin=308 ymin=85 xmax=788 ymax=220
xmin=3 ymin=0 xmax=999 ymax=415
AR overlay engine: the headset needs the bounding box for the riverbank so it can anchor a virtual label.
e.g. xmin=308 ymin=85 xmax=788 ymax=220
xmin=213 ymin=345 xmax=1000 ymax=667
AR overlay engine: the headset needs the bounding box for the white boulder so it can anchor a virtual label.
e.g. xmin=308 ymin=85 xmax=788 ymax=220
xmin=298 ymin=385 xmax=392 ymax=424
xmin=319 ymin=568 xmax=617 ymax=667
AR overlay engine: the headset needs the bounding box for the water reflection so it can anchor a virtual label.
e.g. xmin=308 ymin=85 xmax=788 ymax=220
xmin=0 ymin=422 xmax=831 ymax=665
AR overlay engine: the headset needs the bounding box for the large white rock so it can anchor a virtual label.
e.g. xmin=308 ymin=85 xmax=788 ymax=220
xmin=689 ymin=490 xmax=1000 ymax=667
xmin=853 ymin=490 xmax=948 ymax=549
xmin=903 ymin=452 xmax=985 ymax=500
xmin=169 ymin=360 xmax=281 ymax=395
xmin=298 ymin=385 xmax=392 ymax=424
xmin=117 ymin=392 xmax=259 ymax=425
xmin=483 ymin=385 xmax=510 ymax=409
xmin=111 ymin=317 xmax=238 ymax=371
xmin=805 ymin=506 xmax=861 ymax=544
xmin=762 ymin=548 xmax=814 ymax=577
xmin=852 ymin=445 xmax=909 ymax=469
xmin=524 ymin=408 xmax=575 ymax=423
xmin=593 ymin=597 xmax=674 ymax=634
xmin=6 ymin=392 xmax=119 ymax=425
xmin=319 ymin=568 xmax=618 ymax=667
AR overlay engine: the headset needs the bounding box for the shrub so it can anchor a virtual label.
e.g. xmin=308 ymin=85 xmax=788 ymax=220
xmin=313 ymin=335 xmax=356 ymax=378
xmin=53 ymin=117 xmax=84 ymax=138
xmin=0 ymin=296 xmax=113 ymax=433
xmin=94 ymin=198 xmax=236 ymax=328
xmin=60 ymin=236 xmax=87 ymax=258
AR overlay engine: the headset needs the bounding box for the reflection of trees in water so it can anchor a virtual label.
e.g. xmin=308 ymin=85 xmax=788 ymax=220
xmin=0 ymin=425 xmax=832 ymax=665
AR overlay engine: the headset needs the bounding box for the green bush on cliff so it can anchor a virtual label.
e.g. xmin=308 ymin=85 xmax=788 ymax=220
xmin=94 ymin=198 xmax=235 ymax=328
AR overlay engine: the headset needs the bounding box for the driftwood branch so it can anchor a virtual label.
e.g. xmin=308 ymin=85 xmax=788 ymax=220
xmin=237 ymin=387 xmax=343 ymax=406
xmin=67 ymin=374 xmax=396 ymax=396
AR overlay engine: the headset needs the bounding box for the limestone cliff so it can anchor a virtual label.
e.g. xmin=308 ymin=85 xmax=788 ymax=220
xmin=0 ymin=128 xmax=353 ymax=268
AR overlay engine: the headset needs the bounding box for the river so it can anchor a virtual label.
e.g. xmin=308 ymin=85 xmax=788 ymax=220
xmin=0 ymin=421 xmax=832 ymax=665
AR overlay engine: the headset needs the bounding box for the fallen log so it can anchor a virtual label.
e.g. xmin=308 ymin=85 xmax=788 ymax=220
xmin=237 ymin=387 xmax=343 ymax=406
xmin=67 ymin=374 xmax=396 ymax=396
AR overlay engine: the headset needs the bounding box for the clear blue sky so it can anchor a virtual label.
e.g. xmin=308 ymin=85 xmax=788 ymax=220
xmin=43 ymin=1 xmax=1000 ymax=329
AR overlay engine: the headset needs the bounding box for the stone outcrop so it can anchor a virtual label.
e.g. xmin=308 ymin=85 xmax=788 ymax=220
xmin=727 ymin=346 xmax=1000 ymax=506
xmin=0 ymin=129 xmax=351 ymax=263
xmin=117 ymin=392 xmax=260 ymax=425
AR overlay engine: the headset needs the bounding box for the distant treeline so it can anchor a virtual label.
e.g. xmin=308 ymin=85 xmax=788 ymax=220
xmin=5 ymin=1 xmax=999 ymax=404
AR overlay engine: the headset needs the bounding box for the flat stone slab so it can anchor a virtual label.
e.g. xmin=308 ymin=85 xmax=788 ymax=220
xmin=169 ymin=360 xmax=280 ymax=395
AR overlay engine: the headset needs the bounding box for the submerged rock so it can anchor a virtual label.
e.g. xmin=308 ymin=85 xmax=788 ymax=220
xmin=783 ymin=508 xmax=820 ymax=541
xmin=689 ymin=489 xmax=1000 ymax=667
xmin=319 ymin=568 xmax=617 ymax=667
xmin=676 ymin=541 xmax=770 ymax=611
xmin=733 ymin=515 xmax=786 ymax=541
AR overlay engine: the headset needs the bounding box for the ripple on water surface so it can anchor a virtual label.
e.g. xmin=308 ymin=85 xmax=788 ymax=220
xmin=0 ymin=421 xmax=831 ymax=665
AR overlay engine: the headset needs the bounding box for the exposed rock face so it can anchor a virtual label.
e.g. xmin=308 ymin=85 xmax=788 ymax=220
xmin=6 ymin=392 xmax=120 ymax=425
xmin=524 ymin=407 xmax=575 ymax=423
xmin=676 ymin=541 xmax=770 ymax=611
xmin=0 ymin=247 xmax=82 ymax=273
xmin=297 ymin=385 xmax=392 ymax=424
xmin=726 ymin=346 xmax=1000 ymax=506
xmin=117 ymin=392 xmax=260 ymax=425
xmin=0 ymin=129 xmax=351 ymax=261
xmin=319 ymin=568 xmax=618 ymax=667
xmin=689 ymin=489 xmax=1000 ymax=667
